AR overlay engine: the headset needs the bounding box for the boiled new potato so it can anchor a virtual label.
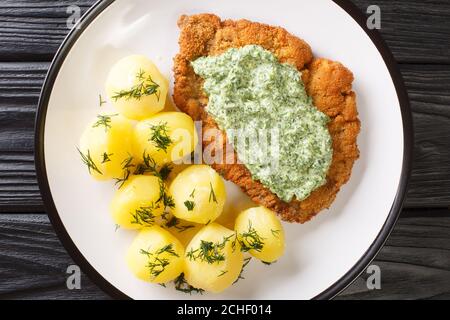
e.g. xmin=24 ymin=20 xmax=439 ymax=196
xmin=106 ymin=55 xmax=168 ymax=120
xmin=235 ymin=207 xmax=285 ymax=263
xmin=169 ymin=165 xmax=226 ymax=224
xmin=134 ymin=112 xmax=198 ymax=165
xmin=127 ymin=226 xmax=184 ymax=284
xmin=110 ymin=175 xmax=166 ymax=229
xmin=184 ymin=223 xmax=243 ymax=293
xmin=78 ymin=114 xmax=134 ymax=181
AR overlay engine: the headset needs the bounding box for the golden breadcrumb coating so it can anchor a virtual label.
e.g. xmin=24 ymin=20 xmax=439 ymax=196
xmin=173 ymin=14 xmax=360 ymax=223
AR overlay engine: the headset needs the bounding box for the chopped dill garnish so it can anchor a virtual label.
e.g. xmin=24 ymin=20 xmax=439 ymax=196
xmin=160 ymin=212 xmax=170 ymax=222
xmin=158 ymin=164 xmax=173 ymax=181
xmin=131 ymin=204 xmax=159 ymax=226
xmin=134 ymin=152 xmax=158 ymax=176
xmin=134 ymin=152 xmax=172 ymax=181
xmin=165 ymin=217 xmax=195 ymax=233
xmin=134 ymin=153 xmax=174 ymax=209
xmin=112 ymin=69 xmax=160 ymax=102
xmin=238 ymin=221 xmax=265 ymax=253
xmin=208 ymin=182 xmax=218 ymax=203
xmin=99 ymin=94 xmax=107 ymax=107
xmin=92 ymin=114 xmax=118 ymax=132
xmin=101 ymin=152 xmax=113 ymax=164
xmin=186 ymin=234 xmax=236 ymax=264
xmin=156 ymin=244 xmax=179 ymax=257
xmin=262 ymin=261 xmax=276 ymax=266
xmin=233 ymin=257 xmax=252 ymax=284
xmin=77 ymin=148 xmax=102 ymax=175
xmin=184 ymin=200 xmax=195 ymax=211
xmin=189 ymin=189 xmax=196 ymax=198
xmin=218 ymin=270 xmax=228 ymax=277
xmin=157 ymin=179 xmax=175 ymax=209
xmin=159 ymin=283 xmax=166 ymax=288
xmin=174 ymin=273 xmax=204 ymax=295
xmin=271 ymin=229 xmax=281 ymax=238
xmin=114 ymin=154 xmax=135 ymax=188
xmin=205 ymin=219 xmax=211 ymax=226
xmin=149 ymin=122 xmax=172 ymax=153
xmin=140 ymin=243 xmax=179 ymax=279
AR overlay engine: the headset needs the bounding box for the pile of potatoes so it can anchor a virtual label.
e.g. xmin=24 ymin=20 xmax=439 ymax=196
xmin=78 ymin=55 xmax=286 ymax=293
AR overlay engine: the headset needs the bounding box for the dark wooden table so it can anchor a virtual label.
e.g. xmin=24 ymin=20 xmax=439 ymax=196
xmin=0 ymin=0 xmax=449 ymax=300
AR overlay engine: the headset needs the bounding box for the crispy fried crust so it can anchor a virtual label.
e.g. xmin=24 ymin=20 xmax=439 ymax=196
xmin=173 ymin=14 xmax=360 ymax=223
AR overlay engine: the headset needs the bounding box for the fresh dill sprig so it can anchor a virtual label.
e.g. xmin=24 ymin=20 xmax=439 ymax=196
xmin=184 ymin=200 xmax=195 ymax=211
xmin=99 ymin=94 xmax=107 ymax=107
xmin=186 ymin=234 xmax=236 ymax=264
xmin=134 ymin=152 xmax=172 ymax=181
xmin=165 ymin=217 xmax=195 ymax=233
xmin=271 ymin=229 xmax=281 ymax=239
xmin=92 ymin=114 xmax=118 ymax=132
xmin=174 ymin=273 xmax=204 ymax=295
xmin=218 ymin=270 xmax=228 ymax=278
xmin=77 ymin=148 xmax=102 ymax=175
xmin=157 ymin=179 xmax=175 ymax=209
xmin=189 ymin=189 xmax=196 ymax=198
xmin=156 ymin=244 xmax=180 ymax=257
xmin=233 ymin=257 xmax=252 ymax=284
xmin=208 ymin=182 xmax=218 ymax=203
xmin=114 ymin=154 xmax=135 ymax=188
xmin=134 ymin=152 xmax=159 ymax=175
xmin=112 ymin=69 xmax=160 ymax=102
xmin=262 ymin=261 xmax=276 ymax=266
xmin=238 ymin=221 xmax=265 ymax=253
xmin=160 ymin=212 xmax=170 ymax=222
xmin=101 ymin=152 xmax=113 ymax=164
xmin=131 ymin=205 xmax=159 ymax=226
xmin=133 ymin=152 xmax=174 ymax=209
xmin=140 ymin=243 xmax=179 ymax=279
xmin=159 ymin=164 xmax=173 ymax=181
xmin=149 ymin=122 xmax=173 ymax=153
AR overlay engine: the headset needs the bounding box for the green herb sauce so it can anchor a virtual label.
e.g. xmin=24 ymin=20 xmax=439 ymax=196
xmin=192 ymin=45 xmax=332 ymax=202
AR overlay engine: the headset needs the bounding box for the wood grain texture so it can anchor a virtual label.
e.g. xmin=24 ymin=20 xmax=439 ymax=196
xmin=339 ymin=216 xmax=450 ymax=299
xmin=0 ymin=1 xmax=449 ymax=63
xmin=0 ymin=214 xmax=109 ymax=299
xmin=354 ymin=0 xmax=450 ymax=64
xmin=0 ymin=0 xmax=93 ymax=61
xmin=0 ymin=213 xmax=448 ymax=300
xmin=1 ymin=63 xmax=450 ymax=210
xmin=0 ymin=62 xmax=47 ymax=212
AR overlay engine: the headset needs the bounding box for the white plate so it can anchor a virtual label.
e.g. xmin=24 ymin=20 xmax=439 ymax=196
xmin=35 ymin=0 xmax=412 ymax=300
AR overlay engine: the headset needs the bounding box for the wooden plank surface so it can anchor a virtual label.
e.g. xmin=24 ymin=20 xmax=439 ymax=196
xmin=0 ymin=1 xmax=449 ymax=63
xmin=0 ymin=213 xmax=448 ymax=300
xmin=1 ymin=63 xmax=450 ymax=210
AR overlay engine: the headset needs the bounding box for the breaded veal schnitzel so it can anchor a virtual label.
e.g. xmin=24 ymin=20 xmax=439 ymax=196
xmin=173 ymin=14 xmax=360 ymax=223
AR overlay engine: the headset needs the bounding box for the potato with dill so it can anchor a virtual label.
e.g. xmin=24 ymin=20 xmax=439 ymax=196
xmin=78 ymin=113 xmax=134 ymax=181
xmin=184 ymin=223 xmax=243 ymax=293
xmin=169 ymin=165 xmax=226 ymax=225
xmin=110 ymin=175 xmax=170 ymax=229
xmin=235 ymin=207 xmax=285 ymax=263
xmin=126 ymin=226 xmax=184 ymax=284
xmin=106 ymin=55 xmax=168 ymax=120
xmin=133 ymin=112 xmax=198 ymax=166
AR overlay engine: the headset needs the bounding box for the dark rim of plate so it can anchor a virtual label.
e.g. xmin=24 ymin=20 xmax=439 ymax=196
xmin=34 ymin=0 xmax=413 ymax=300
